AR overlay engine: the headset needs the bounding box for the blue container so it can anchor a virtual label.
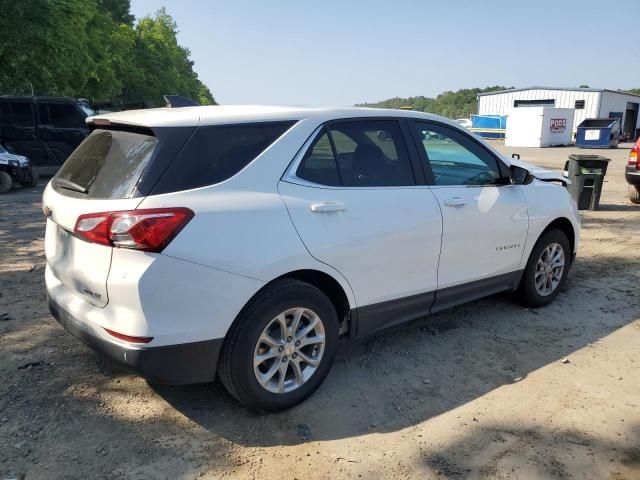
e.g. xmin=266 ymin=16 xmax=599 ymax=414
xmin=470 ymin=115 xmax=506 ymax=139
xmin=576 ymin=118 xmax=620 ymax=149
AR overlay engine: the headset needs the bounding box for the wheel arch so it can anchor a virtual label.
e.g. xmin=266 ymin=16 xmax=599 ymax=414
xmin=277 ymin=269 xmax=352 ymax=328
xmin=541 ymin=217 xmax=576 ymax=258
xmin=227 ymin=268 xmax=354 ymax=343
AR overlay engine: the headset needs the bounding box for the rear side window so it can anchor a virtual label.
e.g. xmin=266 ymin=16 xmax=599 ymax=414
xmin=296 ymin=130 xmax=341 ymax=186
xmin=331 ymin=120 xmax=414 ymax=187
xmin=53 ymin=129 xmax=157 ymax=199
xmin=296 ymin=120 xmax=415 ymax=187
xmin=152 ymin=121 xmax=295 ymax=194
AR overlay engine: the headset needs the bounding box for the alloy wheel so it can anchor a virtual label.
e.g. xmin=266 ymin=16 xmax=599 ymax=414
xmin=253 ymin=307 xmax=325 ymax=394
xmin=534 ymin=242 xmax=565 ymax=296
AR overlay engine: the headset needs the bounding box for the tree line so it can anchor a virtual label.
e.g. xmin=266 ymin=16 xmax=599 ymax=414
xmin=0 ymin=0 xmax=215 ymax=107
xmin=357 ymin=86 xmax=510 ymax=119
xmin=359 ymin=86 xmax=640 ymax=119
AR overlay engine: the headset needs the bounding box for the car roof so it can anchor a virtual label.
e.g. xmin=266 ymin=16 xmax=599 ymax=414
xmin=88 ymin=105 xmax=454 ymax=128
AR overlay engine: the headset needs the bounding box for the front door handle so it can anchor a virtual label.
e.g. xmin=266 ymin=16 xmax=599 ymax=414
xmin=443 ymin=197 xmax=468 ymax=208
xmin=310 ymin=202 xmax=347 ymax=213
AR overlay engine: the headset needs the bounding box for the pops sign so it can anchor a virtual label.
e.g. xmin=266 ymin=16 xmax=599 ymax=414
xmin=550 ymin=118 xmax=567 ymax=133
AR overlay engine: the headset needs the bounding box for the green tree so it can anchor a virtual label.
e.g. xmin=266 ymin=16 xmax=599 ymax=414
xmin=98 ymin=0 xmax=135 ymax=26
xmin=358 ymin=86 xmax=509 ymax=119
xmin=0 ymin=0 xmax=98 ymax=96
xmin=123 ymin=9 xmax=214 ymax=106
xmin=0 ymin=1 xmax=214 ymax=106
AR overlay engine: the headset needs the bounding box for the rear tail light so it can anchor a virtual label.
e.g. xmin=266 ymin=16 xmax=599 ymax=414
xmin=74 ymin=208 xmax=194 ymax=252
xmin=630 ymin=144 xmax=639 ymax=171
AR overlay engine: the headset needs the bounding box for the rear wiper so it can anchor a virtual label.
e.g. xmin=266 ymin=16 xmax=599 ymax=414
xmin=53 ymin=178 xmax=88 ymax=194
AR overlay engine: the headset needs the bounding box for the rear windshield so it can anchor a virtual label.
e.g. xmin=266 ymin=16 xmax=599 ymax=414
xmin=151 ymin=121 xmax=296 ymax=194
xmin=53 ymin=129 xmax=157 ymax=199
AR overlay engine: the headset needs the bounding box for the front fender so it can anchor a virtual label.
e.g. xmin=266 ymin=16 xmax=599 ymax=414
xmin=518 ymin=181 xmax=580 ymax=270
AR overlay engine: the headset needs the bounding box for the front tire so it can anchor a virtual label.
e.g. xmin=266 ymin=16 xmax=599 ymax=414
xmin=218 ymin=279 xmax=339 ymax=412
xmin=0 ymin=171 xmax=12 ymax=193
xmin=518 ymin=229 xmax=571 ymax=307
xmin=630 ymin=185 xmax=640 ymax=205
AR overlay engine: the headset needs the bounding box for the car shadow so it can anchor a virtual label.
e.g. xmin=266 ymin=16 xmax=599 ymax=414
xmin=596 ymin=203 xmax=639 ymax=212
xmin=152 ymin=252 xmax=639 ymax=447
xmin=415 ymin=422 xmax=640 ymax=478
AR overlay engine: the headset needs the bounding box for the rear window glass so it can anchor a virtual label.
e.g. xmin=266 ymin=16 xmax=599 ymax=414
xmin=152 ymin=121 xmax=295 ymax=194
xmin=53 ymin=129 xmax=157 ymax=199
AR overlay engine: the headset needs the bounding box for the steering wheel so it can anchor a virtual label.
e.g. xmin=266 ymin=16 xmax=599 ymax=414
xmin=463 ymin=171 xmax=495 ymax=185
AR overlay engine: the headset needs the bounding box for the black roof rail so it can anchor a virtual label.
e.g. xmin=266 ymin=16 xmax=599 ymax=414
xmin=164 ymin=95 xmax=200 ymax=108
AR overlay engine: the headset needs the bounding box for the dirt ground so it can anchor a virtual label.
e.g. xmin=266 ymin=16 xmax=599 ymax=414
xmin=1 ymin=142 xmax=639 ymax=480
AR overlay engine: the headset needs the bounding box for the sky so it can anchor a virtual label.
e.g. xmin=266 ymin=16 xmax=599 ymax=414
xmin=130 ymin=0 xmax=640 ymax=106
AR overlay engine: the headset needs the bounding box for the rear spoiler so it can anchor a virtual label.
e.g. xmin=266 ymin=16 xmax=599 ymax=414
xmin=164 ymin=95 xmax=200 ymax=108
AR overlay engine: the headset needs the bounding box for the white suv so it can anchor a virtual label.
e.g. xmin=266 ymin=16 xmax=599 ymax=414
xmin=44 ymin=106 xmax=580 ymax=411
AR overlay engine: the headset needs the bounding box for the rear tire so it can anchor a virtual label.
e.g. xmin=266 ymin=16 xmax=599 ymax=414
xmin=0 ymin=171 xmax=12 ymax=193
xmin=518 ymin=229 xmax=571 ymax=308
xmin=630 ymin=185 xmax=640 ymax=205
xmin=20 ymin=168 xmax=39 ymax=187
xmin=218 ymin=279 xmax=339 ymax=412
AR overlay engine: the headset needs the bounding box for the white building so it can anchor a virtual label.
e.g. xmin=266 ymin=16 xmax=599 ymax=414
xmin=477 ymin=87 xmax=640 ymax=136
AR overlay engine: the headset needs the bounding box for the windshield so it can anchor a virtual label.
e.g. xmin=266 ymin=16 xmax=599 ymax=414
xmin=78 ymin=104 xmax=96 ymax=117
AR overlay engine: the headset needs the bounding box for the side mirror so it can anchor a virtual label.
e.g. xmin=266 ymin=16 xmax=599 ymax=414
xmin=510 ymin=164 xmax=532 ymax=185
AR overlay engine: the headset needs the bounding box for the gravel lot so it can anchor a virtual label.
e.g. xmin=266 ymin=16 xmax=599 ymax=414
xmin=1 ymin=142 xmax=638 ymax=480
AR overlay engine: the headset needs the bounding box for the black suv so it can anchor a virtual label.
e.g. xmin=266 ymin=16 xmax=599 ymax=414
xmin=0 ymin=96 xmax=92 ymax=173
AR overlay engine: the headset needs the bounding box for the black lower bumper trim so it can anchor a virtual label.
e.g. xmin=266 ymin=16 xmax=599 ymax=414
xmin=48 ymin=297 xmax=223 ymax=385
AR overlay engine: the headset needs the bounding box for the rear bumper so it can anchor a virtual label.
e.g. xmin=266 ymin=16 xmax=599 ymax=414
xmin=625 ymin=167 xmax=640 ymax=185
xmin=49 ymin=297 xmax=223 ymax=385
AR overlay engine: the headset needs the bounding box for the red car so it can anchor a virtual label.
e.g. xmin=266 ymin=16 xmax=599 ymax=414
xmin=627 ymin=138 xmax=640 ymax=204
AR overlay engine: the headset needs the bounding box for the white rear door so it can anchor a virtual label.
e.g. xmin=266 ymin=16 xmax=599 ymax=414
xmin=279 ymin=119 xmax=442 ymax=336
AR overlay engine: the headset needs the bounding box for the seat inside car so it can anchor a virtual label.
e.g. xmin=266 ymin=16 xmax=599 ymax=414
xmin=351 ymin=143 xmax=387 ymax=186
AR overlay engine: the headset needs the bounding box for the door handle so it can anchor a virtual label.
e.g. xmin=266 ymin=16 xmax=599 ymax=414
xmin=310 ymin=202 xmax=347 ymax=213
xmin=443 ymin=197 xmax=468 ymax=208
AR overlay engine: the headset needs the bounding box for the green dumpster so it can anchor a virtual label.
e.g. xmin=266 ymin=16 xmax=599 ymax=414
xmin=565 ymin=154 xmax=610 ymax=210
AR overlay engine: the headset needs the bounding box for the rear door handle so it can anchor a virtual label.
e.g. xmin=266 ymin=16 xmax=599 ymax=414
xmin=443 ymin=197 xmax=468 ymax=208
xmin=310 ymin=202 xmax=347 ymax=213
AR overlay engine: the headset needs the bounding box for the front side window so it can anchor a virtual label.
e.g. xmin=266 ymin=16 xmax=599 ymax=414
xmin=296 ymin=119 xmax=415 ymax=187
xmin=414 ymin=122 xmax=504 ymax=186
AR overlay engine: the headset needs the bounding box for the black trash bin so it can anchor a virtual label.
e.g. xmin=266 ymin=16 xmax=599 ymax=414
xmin=565 ymin=154 xmax=610 ymax=210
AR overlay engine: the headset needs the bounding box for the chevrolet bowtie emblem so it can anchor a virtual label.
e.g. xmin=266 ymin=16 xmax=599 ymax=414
xmin=43 ymin=206 xmax=53 ymax=218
